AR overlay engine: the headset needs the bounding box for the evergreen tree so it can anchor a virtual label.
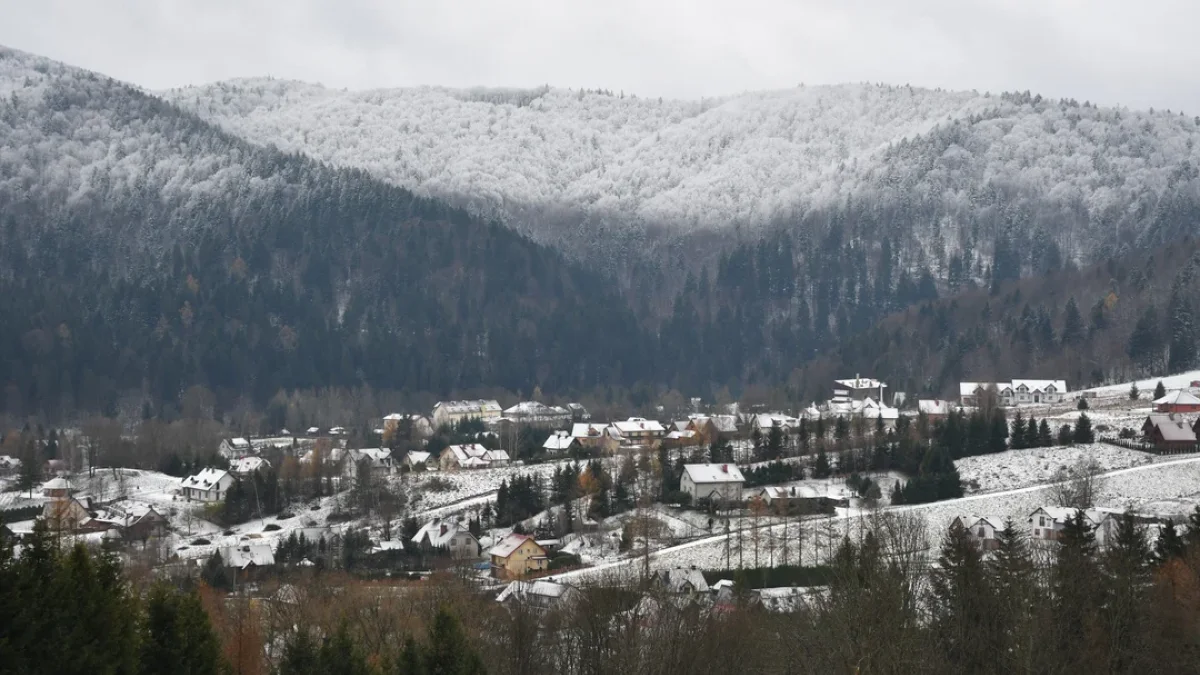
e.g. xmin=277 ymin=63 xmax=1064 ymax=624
xmin=397 ymin=637 xmax=426 ymax=675
xmin=1026 ymin=416 xmax=1039 ymax=448
xmin=1103 ymin=514 xmax=1152 ymax=674
xmin=988 ymin=412 xmax=1009 ymax=454
xmin=1061 ymin=297 xmax=1084 ymax=345
xmin=1186 ymin=506 xmax=1200 ymax=551
xmin=16 ymin=439 xmax=41 ymax=497
xmin=1073 ymin=413 xmax=1094 ymax=444
xmin=1154 ymin=380 xmax=1167 ymax=400
xmin=1010 ymin=411 xmax=1027 ymax=450
xmin=1058 ymin=424 xmax=1073 ymax=446
xmin=279 ymin=630 xmax=320 ymax=675
xmin=1153 ymin=520 xmax=1186 ymax=565
xmin=424 ymin=607 xmax=486 ymax=675
xmin=928 ymin=521 xmax=999 ymax=671
xmin=318 ymin=624 xmax=373 ymax=675
xmin=989 ymin=519 xmax=1037 ymax=672
xmin=1128 ymin=305 xmax=1164 ymax=368
xmin=200 ymin=551 xmax=231 ymax=590
xmin=1050 ymin=511 xmax=1100 ymax=669
xmin=1077 ymin=396 xmax=1089 ymax=410
xmin=1037 ymin=419 xmax=1053 ymax=448
xmin=140 ymin=585 xmax=223 ymax=675
xmin=1129 ymin=382 xmax=1140 ymax=400
xmin=1168 ymin=271 xmax=1197 ymax=373
xmin=814 ymin=447 xmax=831 ymax=479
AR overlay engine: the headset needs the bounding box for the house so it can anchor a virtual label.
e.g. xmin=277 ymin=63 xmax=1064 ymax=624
xmin=306 ymin=427 xmax=320 ymax=436
xmin=653 ymin=567 xmax=710 ymax=594
xmin=612 ymin=418 xmax=667 ymax=447
xmin=342 ymin=448 xmax=394 ymax=478
xmin=1155 ymin=390 xmax=1200 ymax=413
xmin=750 ymin=414 xmax=801 ymax=434
xmin=681 ymin=464 xmax=745 ymax=503
xmin=495 ymin=579 xmax=582 ymax=610
xmin=439 ymin=444 xmax=510 ymax=470
xmin=688 ymin=415 xmax=740 ymax=445
xmin=115 ymin=503 xmax=170 ymax=542
xmin=431 ymin=400 xmax=502 ymax=429
xmin=411 ymin=518 xmax=481 ymax=560
xmin=960 ymin=380 xmax=1068 ymax=407
xmin=42 ymin=476 xmax=74 ymax=500
xmin=42 ymin=489 xmax=94 ymax=532
xmin=218 ymin=438 xmax=252 ymax=459
xmin=571 ymin=423 xmax=620 ymax=453
xmin=488 ymin=533 xmax=549 ymax=580
xmin=501 ymin=401 xmax=573 ymax=428
xmin=403 ymin=450 xmax=433 ymax=470
xmin=179 ymin=468 xmax=235 ymax=502
xmin=382 ymin=413 xmax=434 ymax=439
xmin=918 ymin=400 xmax=954 ymax=419
xmin=1028 ymin=506 xmax=1128 ymax=546
xmin=950 ymin=515 xmax=1007 ymax=551
xmin=1143 ymin=414 xmax=1198 ymax=451
xmin=754 ymin=485 xmax=836 ymax=513
xmin=834 ymin=375 xmax=887 ymax=402
xmin=0 ymin=455 xmax=20 ymax=476
xmin=566 ymin=403 xmax=591 ymax=422
xmin=860 ymin=397 xmax=899 ymax=425
xmin=542 ymin=431 xmax=578 ymax=454
xmin=229 ymin=456 xmax=271 ymax=477
xmin=664 ymin=429 xmax=700 ymax=449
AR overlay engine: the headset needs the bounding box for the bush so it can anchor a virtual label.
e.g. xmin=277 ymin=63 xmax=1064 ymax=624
xmin=263 ymin=523 xmax=281 ymax=532
xmin=1077 ymin=397 xmax=1089 ymax=410
xmin=222 ymin=530 xmax=234 ymax=536
xmin=425 ymin=477 xmax=455 ymax=492
xmin=191 ymin=538 xmax=211 ymax=546
xmin=662 ymin=490 xmax=692 ymax=507
xmin=549 ymin=553 xmax=582 ymax=570
xmin=276 ymin=512 xmax=294 ymax=520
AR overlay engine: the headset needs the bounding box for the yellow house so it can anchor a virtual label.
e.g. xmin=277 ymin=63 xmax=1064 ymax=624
xmin=488 ymin=533 xmax=549 ymax=580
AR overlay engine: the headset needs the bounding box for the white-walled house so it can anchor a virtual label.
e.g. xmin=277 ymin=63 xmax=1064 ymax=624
xmin=439 ymin=444 xmax=511 ymax=470
xmin=431 ymin=400 xmax=502 ymax=428
xmin=950 ymin=515 xmax=1008 ymax=551
xmin=411 ymin=518 xmax=481 ymax=559
xmin=179 ymin=468 xmax=235 ymax=502
xmin=681 ymin=464 xmax=745 ymax=503
xmin=342 ymin=448 xmax=394 ymax=478
xmin=961 ymin=380 xmax=1068 ymax=407
xmin=218 ymin=438 xmax=252 ymax=459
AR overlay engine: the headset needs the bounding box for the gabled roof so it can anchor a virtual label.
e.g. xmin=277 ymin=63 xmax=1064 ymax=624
xmin=489 ymin=533 xmax=542 ymax=559
xmin=918 ymin=399 xmax=954 ymax=415
xmin=1012 ymin=379 xmax=1067 ymax=393
xmin=657 ymin=568 xmax=710 ymax=593
xmin=412 ymin=518 xmax=474 ymax=548
xmin=444 ymin=444 xmax=490 ymax=463
xmin=666 ymin=430 xmax=698 ymax=441
xmin=180 ymin=468 xmax=231 ymax=491
xmin=230 ymin=437 xmax=250 ymax=448
xmin=434 ymin=399 xmax=502 ymax=415
xmin=1145 ymin=414 xmax=1197 ymax=442
xmin=613 ymin=418 xmax=666 ymax=434
xmin=1154 ymin=390 xmax=1200 ymax=406
xmin=953 ymin=515 xmax=1008 ymax=533
xmin=683 ymin=464 xmax=745 ymax=484
xmin=229 ymin=457 xmax=270 ymax=474
xmin=42 ymin=477 xmax=73 ymax=491
xmin=495 ymin=579 xmax=580 ymax=604
xmin=571 ymin=423 xmax=607 ymax=439
xmin=835 ymin=377 xmax=886 ymax=390
xmin=543 ymin=431 xmax=576 ymax=451
xmin=405 ymin=451 xmax=432 ymax=465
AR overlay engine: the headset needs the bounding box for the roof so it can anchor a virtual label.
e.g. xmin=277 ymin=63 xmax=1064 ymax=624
xmin=383 ymin=413 xmax=404 ymax=421
xmin=959 ymin=382 xmax=997 ymax=397
xmin=503 ymin=401 xmax=570 ymax=417
xmin=953 ymin=515 xmax=1008 ymax=532
xmin=754 ymin=413 xmax=800 ymax=429
xmin=918 ymin=399 xmax=954 ymax=415
xmin=412 ymin=518 xmax=474 ymax=548
xmin=371 ymin=539 xmax=405 ymax=553
xmin=347 ymin=447 xmax=392 ymax=463
xmin=444 ymin=444 xmax=489 ymax=463
xmin=1155 ymin=390 xmax=1200 ymax=406
xmin=434 ymin=399 xmax=502 ymax=415
xmin=658 ymin=568 xmax=710 ymax=593
xmin=180 ymin=468 xmax=231 ymax=491
xmin=405 ymin=451 xmax=431 ymax=464
xmin=229 ymin=457 xmax=270 ymax=473
xmin=495 ymin=580 xmax=579 ymax=604
xmin=571 ymin=423 xmax=608 ymax=439
xmin=1029 ymin=506 xmax=1104 ymax=525
xmin=683 ymin=464 xmax=745 ymax=484
xmin=758 ymin=485 xmax=823 ymax=500
xmin=230 ymin=437 xmax=250 ymax=448
xmin=1145 ymin=414 xmax=1198 ymax=442
xmin=489 ymin=533 xmax=541 ymax=559
xmin=221 ymin=544 xmax=275 ymax=569
xmin=543 ymin=431 xmax=576 ymax=451
xmin=1012 ymin=379 xmax=1067 ymax=393
xmin=835 ymin=377 xmax=886 ymax=390
xmin=42 ymin=477 xmax=73 ymax=491
xmin=666 ymin=430 xmax=698 ymax=441
xmin=613 ymin=418 xmax=666 ymax=434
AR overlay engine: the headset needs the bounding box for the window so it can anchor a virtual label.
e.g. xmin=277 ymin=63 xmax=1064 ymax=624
xmin=1035 ymin=529 xmax=1040 ymax=537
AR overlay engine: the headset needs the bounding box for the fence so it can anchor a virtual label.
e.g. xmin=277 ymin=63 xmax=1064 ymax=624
xmin=1100 ymin=437 xmax=1200 ymax=456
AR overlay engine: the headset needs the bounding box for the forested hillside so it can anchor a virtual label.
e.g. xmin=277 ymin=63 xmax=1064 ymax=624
xmin=0 ymin=47 xmax=653 ymax=420
xmin=166 ymin=79 xmax=1200 ymax=277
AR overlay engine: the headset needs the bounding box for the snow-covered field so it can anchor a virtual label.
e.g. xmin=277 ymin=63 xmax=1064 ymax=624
xmin=955 ymin=444 xmax=1155 ymax=494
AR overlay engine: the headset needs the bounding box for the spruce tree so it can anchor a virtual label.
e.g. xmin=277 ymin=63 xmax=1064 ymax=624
xmin=1061 ymin=296 xmax=1084 ymax=345
xmin=424 ymin=607 xmax=486 ymax=675
xmin=928 ymin=522 xmax=999 ymax=671
xmin=1153 ymin=520 xmax=1186 ymax=565
xmin=814 ymin=447 xmax=831 ymax=479
xmin=1167 ymin=275 xmax=1197 ymax=373
xmin=279 ymin=630 xmax=320 ymax=675
xmin=1186 ymin=506 xmax=1200 ymax=551
xmin=141 ymin=584 xmax=223 ymax=675
xmin=1129 ymin=382 xmax=1140 ymax=400
xmin=1050 ymin=511 xmax=1100 ymax=669
xmin=1073 ymin=413 xmax=1094 ymax=444
xmin=1154 ymin=380 xmax=1167 ymax=400
xmin=989 ymin=519 xmax=1037 ymax=672
xmin=1010 ymin=411 xmax=1027 ymax=450
xmin=1103 ymin=514 xmax=1151 ymax=674
xmin=317 ymin=623 xmax=372 ymax=675
xmin=1077 ymin=396 xmax=1089 ymax=410
xmin=1026 ymin=416 xmax=1039 ymax=448
xmin=1058 ymin=424 xmax=1073 ymax=446
xmin=988 ymin=412 xmax=1009 ymax=454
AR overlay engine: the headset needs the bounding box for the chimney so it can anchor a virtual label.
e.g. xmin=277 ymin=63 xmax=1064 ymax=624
xmin=721 ymin=464 xmax=728 ymax=473
xmin=440 ymin=524 xmax=448 ymax=535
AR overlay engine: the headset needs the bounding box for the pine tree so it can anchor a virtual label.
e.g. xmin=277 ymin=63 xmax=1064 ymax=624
xmin=1073 ymin=413 xmax=1094 ymax=444
xmin=928 ymin=521 xmax=999 ymax=671
xmin=279 ymin=630 xmax=320 ymax=675
xmin=317 ymin=623 xmax=372 ymax=675
xmin=1026 ymin=417 xmax=1039 ymax=448
xmin=424 ymin=607 xmax=486 ymax=675
xmin=1061 ymin=296 xmax=1084 ymax=345
xmin=1154 ymin=380 xmax=1167 ymax=400
xmin=1050 ymin=511 xmax=1100 ymax=668
xmin=989 ymin=519 xmax=1037 ymax=672
xmin=1077 ymin=396 xmax=1089 ymax=410
xmin=1010 ymin=411 xmax=1027 ymax=450
xmin=1153 ymin=520 xmax=1186 ymax=565
xmin=1129 ymin=382 xmax=1140 ymax=400
xmin=988 ymin=412 xmax=1009 ymax=454
xmin=1168 ymin=273 xmax=1197 ymax=373
xmin=141 ymin=585 xmax=223 ymax=675
xmin=1058 ymin=424 xmax=1073 ymax=446
xmin=814 ymin=447 xmax=831 ymax=479
xmin=1038 ymin=419 xmax=1053 ymax=448
xmin=1128 ymin=305 xmax=1164 ymax=368
xmin=1103 ymin=514 xmax=1151 ymax=673
xmin=16 ymin=440 xmax=41 ymax=497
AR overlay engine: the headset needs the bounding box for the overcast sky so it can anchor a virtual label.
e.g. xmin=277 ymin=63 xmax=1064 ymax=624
xmin=2 ymin=0 xmax=1197 ymax=112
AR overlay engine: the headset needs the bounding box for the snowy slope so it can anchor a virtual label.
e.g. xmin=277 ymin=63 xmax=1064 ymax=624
xmin=164 ymin=79 xmax=1200 ymax=261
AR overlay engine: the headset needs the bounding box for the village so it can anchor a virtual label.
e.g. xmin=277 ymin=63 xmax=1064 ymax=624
xmin=4 ymin=371 xmax=1200 ymax=612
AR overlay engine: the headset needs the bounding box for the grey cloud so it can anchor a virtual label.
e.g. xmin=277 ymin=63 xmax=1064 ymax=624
xmin=1 ymin=0 xmax=1197 ymax=112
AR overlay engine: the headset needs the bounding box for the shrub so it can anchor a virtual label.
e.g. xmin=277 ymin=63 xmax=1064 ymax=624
xmin=549 ymin=553 xmax=582 ymax=570
xmin=191 ymin=538 xmax=211 ymax=546
xmin=276 ymin=512 xmax=294 ymax=520
xmin=263 ymin=523 xmax=282 ymax=532
xmin=425 ymin=476 xmax=455 ymax=492
xmin=662 ymin=490 xmax=692 ymax=507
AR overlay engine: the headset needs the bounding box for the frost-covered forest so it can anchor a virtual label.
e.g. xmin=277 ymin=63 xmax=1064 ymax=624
xmin=166 ymin=77 xmax=1200 ymax=271
xmin=4 ymin=43 xmax=1200 ymax=420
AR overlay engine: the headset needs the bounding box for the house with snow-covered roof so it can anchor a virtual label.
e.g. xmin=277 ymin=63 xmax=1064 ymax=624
xmin=653 ymin=567 xmax=710 ymax=595
xmin=222 ymin=543 xmax=275 ymax=570
xmin=229 ymin=456 xmax=271 ymax=477
xmin=542 ymin=430 xmax=578 ymax=454
xmin=961 ymin=380 xmax=1067 ymax=407
xmin=950 ymin=515 xmax=1008 ymax=551
xmin=834 ymin=375 xmax=887 ymax=401
xmin=411 ymin=518 xmax=481 ymax=560
xmin=382 ymin=413 xmax=433 ymax=439
xmin=681 ymin=464 xmax=745 ymax=503
xmin=403 ymin=450 xmax=433 ymax=470
xmin=612 ymin=418 xmax=666 ymax=447
xmin=496 ymin=579 xmax=582 ymax=610
xmin=218 ymin=437 xmax=252 ymax=459
xmin=1155 ymin=389 xmax=1200 ymax=413
xmin=0 ymin=455 xmax=21 ymax=476
xmin=431 ymin=400 xmax=502 ymax=428
xmin=501 ymin=401 xmax=572 ymax=428
xmin=342 ymin=448 xmax=394 ymax=478
xmin=488 ymin=533 xmax=548 ymax=580
xmin=918 ymin=399 xmax=955 ymax=419
xmin=179 ymin=468 xmax=234 ymax=502
xmin=1143 ymin=414 xmax=1198 ymax=451
xmin=439 ymin=444 xmax=510 ymax=470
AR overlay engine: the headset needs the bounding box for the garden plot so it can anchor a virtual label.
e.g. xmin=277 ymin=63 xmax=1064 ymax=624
xmin=955 ymin=444 xmax=1154 ymax=494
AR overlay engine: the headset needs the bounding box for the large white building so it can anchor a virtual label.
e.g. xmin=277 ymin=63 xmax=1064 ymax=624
xmin=431 ymin=400 xmax=502 ymax=428
xmin=500 ymin=401 xmax=572 ymax=428
xmin=179 ymin=468 xmax=235 ymax=502
xmin=680 ymin=464 xmax=745 ymax=503
xmin=960 ymin=380 xmax=1068 ymax=407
